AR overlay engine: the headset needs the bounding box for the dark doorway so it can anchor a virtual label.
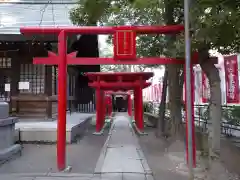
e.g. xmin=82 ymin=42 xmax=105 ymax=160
xmin=71 ymin=34 xmax=100 ymax=112
xmin=113 ymin=96 xmax=128 ymax=112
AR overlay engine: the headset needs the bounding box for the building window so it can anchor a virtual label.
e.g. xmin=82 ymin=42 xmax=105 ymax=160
xmin=20 ymin=64 xmax=45 ymax=94
xmin=0 ymin=76 xmax=10 ymax=101
xmin=0 ymin=57 xmax=11 ymax=68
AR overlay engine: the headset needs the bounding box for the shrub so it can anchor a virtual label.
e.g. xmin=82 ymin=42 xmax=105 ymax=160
xmin=143 ymin=101 xmax=153 ymax=113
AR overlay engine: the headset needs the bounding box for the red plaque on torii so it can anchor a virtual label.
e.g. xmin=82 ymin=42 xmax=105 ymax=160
xmin=113 ymin=27 xmax=137 ymax=60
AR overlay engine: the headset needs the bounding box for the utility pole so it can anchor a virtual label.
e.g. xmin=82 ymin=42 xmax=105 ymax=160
xmin=184 ymin=0 xmax=194 ymax=179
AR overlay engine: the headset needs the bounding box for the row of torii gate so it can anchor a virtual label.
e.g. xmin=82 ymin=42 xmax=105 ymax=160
xmin=87 ymin=72 xmax=153 ymax=133
xmin=20 ymin=25 xmax=217 ymax=171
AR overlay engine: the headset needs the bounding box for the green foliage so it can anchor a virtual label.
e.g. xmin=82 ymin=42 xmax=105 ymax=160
xmin=197 ymin=105 xmax=240 ymax=126
xmin=222 ymin=106 xmax=240 ymax=125
xmin=69 ymin=0 xmax=240 ymax=71
xmin=190 ymin=0 xmax=240 ymax=54
xmin=143 ymin=101 xmax=153 ymax=113
xmin=198 ymin=105 xmax=210 ymax=121
xmin=69 ymin=0 xmax=111 ymax=25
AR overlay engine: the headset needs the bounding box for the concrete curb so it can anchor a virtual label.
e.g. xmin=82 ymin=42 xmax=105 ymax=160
xmin=0 ymin=144 xmax=22 ymax=165
xmin=94 ymin=122 xmax=115 ymax=174
xmin=130 ymin=118 xmax=148 ymax=136
xmin=129 ymin=118 xmax=153 ymax=175
xmin=17 ymin=115 xmax=93 ymax=144
xmin=136 ymin=148 xmax=153 ymax=175
xmin=132 ymin=122 xmax=148 ymax=136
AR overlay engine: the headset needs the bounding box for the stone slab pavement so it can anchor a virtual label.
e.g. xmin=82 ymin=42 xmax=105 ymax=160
xmin=94 ymin=113 xmax=154 ymax=180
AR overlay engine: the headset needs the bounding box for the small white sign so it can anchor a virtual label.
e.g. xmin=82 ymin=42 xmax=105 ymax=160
xmin=4 ymin=83 xmax=10 ymax=92
xmin=19 ymin=81 xmax=30 ymax=90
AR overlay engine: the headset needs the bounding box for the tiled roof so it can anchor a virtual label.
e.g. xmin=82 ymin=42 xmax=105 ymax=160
xmin=0 ymin=0 xmax=78 ymax=35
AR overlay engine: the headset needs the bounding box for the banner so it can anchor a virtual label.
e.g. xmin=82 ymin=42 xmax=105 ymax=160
xmin=153 ymin=84 xmax=159 ymax=102
xmin=194 ymin=69 xmax=202 ymax=104
xmin=183 ymin=83 xmax=185 ymax=103
xmin=224 ymin=55 xmax=239 ymax=103
xmin=202 ymin=72 xmax=210 ymax=103
xmin=158 ymin=83 xmax=162 ymax=102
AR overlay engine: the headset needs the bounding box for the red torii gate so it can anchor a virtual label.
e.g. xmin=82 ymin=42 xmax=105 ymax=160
xmin=20 ymin=24 xmax=199 ymax=171
xmin=86 ymin=72 xmax=153 ymax=132
xmin=105 ymin=90 xmax=133 ymax=118
xmin=103 ymin=91 xmax=113 ymax=118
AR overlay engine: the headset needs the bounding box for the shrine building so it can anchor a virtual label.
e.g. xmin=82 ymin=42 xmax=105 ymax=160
xmin=0 ymin=1 xmax=99 ymax=120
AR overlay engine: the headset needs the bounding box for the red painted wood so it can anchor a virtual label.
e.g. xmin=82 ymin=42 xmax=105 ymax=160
xmin=134 ymin=89 xmax=139 ymax=127
xmin=57 ymin=30 xmax=67 ymax=171
xmin=33 ymin=57 xmax=188 ymax=65
xmin=86 ymin=72 xmax=153 ymax=82
xmin=113 ymin=29 xmax=136 ymax=60
xmin=105 ymin=91 xmax=131 ymax=95
xmin=127 ymin=94 xmax=132 ymax=117
xmin=20 ymin=25 xmax=184 ymax=35
xmin=137 ymin=87 xmax=144 ymax=130
xmin=88 ymin=82 xmax=151 ymax=90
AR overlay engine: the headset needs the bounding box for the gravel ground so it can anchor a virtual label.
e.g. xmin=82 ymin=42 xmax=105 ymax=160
xmin=0 ymin=126 xmax=108 ymax=174
xmin=138 ymin=127 xmax=240 ymax=180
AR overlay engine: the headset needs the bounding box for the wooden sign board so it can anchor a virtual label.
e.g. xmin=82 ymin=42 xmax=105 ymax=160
xmin=113 ymin=28 xmax=136 ymax=60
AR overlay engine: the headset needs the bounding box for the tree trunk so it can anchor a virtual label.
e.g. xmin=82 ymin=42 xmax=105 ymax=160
xmin=167 ymin=64 xmax=184 ymax=139
xmin=199 ymin=50 xmax=223 ymax=179
xmin=199 ymin=50 xmax=221 ymax=156
xmin=156 ymin=66 xmax=168 ymax=137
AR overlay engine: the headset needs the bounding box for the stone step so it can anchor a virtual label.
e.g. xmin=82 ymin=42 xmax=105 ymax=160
xmin=18 ymin=108 xmax=46 ymax=113
xmin=17 ymin=113 xmax=46 ymax=119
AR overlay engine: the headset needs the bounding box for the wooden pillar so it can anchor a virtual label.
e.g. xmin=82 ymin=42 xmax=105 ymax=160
xmin=10 ymin=54 xmax=20 ymax=114
xmin=44 ymin=66 xmax=52 ymax=119
xmin=57 ymin=30 xmax=67 ymax=171
xmin=96 ymin=88 xmax=102 ymax=132
xmin=137 ymin=87 xmax=144 ymax=131
xmin=127 ymin=94 xmax=132 ymax=117
xmin=101 ymin=91 xmax=106 ymax=127
xmin=134 ymin=89 xmax=139 ymax=125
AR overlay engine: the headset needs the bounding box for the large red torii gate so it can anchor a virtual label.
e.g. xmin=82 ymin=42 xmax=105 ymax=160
xmin=20 ymin=24 xmax=202 ymax=171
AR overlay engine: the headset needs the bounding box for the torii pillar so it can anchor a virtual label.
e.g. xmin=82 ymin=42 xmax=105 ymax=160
xmin=96 ymin=88 xmax=105 ymax=133
xmin=127 ymin=92 xmax=132 ymax=117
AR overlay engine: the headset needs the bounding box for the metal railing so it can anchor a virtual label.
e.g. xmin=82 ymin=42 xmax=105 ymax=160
xmin=143 ymin=102 xmax=240 ymax=138
xmin=193 ymin=105 xmax=240 ymax=137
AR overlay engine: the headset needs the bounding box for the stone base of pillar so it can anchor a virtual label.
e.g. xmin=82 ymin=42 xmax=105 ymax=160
xmin=131 ymin=120 xmax=148 ymax=136
xmin=0 ymin=102 xmax=22 ymax=164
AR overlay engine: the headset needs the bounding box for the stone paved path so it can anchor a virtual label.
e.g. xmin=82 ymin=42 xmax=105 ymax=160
xmin=94 ymin=114 xmax=153 ymax=180
xmin=0 ymin=114 xmax=154 ymax=180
